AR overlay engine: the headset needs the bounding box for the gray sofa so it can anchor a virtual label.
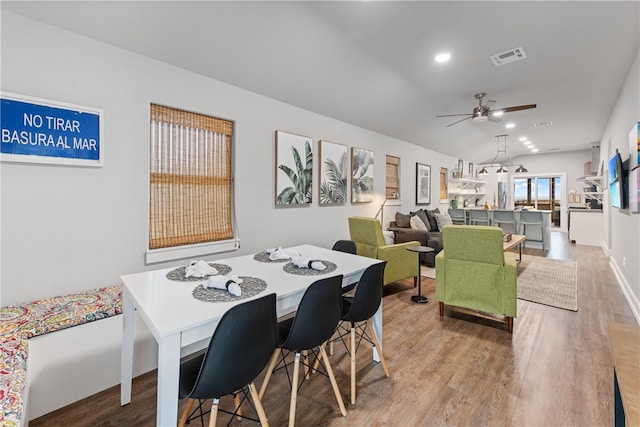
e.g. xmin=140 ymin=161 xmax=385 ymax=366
xmin=388 ymin=209 xmax=444 ymax=267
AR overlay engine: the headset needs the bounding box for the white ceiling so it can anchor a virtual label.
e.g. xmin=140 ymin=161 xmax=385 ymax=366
xmin=3 ymin=1 xmax=639 ymax=164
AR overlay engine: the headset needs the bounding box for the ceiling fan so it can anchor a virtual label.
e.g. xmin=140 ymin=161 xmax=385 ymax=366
xmin=436 ymin=93 xmax=536 ymax=127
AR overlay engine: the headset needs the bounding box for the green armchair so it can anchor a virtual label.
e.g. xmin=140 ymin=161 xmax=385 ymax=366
xmin=348 ymin=216 xmax=420 ymax=286
xmin=435 ymin=225 xmax=517 ymax=333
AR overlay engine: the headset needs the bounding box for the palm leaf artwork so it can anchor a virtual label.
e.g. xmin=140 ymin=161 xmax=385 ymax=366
xmin=277 ymin=140 xmax=313 ymax=204
xmin=352 ymin=148 xmax=374 ymax=202
xmin=320 ymin=152 xmax=348 ymax=204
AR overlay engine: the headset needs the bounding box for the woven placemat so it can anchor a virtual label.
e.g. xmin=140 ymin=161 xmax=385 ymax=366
xmin=283 ymin=260 xmax=337 ymax=276
xmin=166 ymin=263 xmax=232 ymax=281
xmin=253 ymin=251 xmax=291 ymax=263
xmin=192 ymin=277 xmax=267 ymax=303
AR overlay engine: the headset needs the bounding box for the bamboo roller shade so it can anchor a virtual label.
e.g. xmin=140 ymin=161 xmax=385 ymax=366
xmin=149 ymin=104 xmax=233 ymax=249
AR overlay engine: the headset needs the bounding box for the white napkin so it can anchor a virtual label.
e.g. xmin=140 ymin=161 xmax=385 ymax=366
xmin=185 ymin=260 xmax=218 ymax=278
xmin=266 ymin=247 xmax=301 ymax=261
xmin=291 ymin=256 xmax=326 ymax=271
xmin=203 ymin=274 xmax=242 ymax=297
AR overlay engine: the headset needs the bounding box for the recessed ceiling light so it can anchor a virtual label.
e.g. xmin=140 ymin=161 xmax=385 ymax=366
xmin=529 ymin=145 xmax=536 ymax=149
xmin=519 ymin=136 xmax=528 ymax=141
xmin=435 ymin=53 xmax=451 ymax=63
xmin=505 ymin=123 xmax=515 ymax=129
xmin=492 ymin=111 xmax=504 ymax=117
xmin=523 ymin=141 xmax=532 ymax=145
xmin=531 ymin=148 xmax=539 ymax=153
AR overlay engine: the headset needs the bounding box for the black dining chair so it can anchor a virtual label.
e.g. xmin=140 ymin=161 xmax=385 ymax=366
xmin=332 ymin=261 xmax=390 ymax=404
xmin=332 ymin=240 xmax=357 ymax=255
xmin=332 ymin=240 xmax=358 ymax=294
xmin=177 ymin=293 xmax=278 ymax=427
xmin=259 ymin=275 xmax=346 ymax=427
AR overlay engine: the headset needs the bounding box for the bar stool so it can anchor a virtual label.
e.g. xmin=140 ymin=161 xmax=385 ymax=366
xmin=448 ymin=208 xmax=467 ymax=225
xmin=493 ymin=210 xmax=517 ymax=234
xmin=468 ymin=209 xmax=490 ymax=226
xmin=520 ymin=211 xmax=545 ymax=249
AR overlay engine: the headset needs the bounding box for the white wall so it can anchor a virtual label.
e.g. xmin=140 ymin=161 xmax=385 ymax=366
xmin=0 ymin=12 xmax=456 ymax=418
xmin=598 ymin=49 xmax=640 ymax=323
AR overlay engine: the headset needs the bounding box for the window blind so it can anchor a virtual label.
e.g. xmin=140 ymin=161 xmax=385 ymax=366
xmin=149 ymin=104 xmax=233 ymax=250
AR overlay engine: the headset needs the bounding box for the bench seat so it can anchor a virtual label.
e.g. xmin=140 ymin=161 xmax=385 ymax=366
xmin=0 ymin=285 xmax=123 ymax=426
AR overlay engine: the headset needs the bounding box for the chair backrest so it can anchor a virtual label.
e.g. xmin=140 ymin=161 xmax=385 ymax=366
xmin=442 ymin=225 xmax=504 ymax=265
xmin=520 ymin=210 xmax=543 ymax=224
xmin=448 ymin=208 xmax=465 ymax=219
xmin=493 ymin=210 xmax=515 ymax=222
xmin=281 ymin=275 xmax=344 ymax=352
xmin=342 ymin=261 xmax=386 ymax=323
xmin=469 ymin=209 xmax=489 ymax=221
xmin=186 ymin=293 xmax=278 ymax=399
xmin=348 ymin=216 xmax=385 ymax=258
xmin=332 ymin=240 xmax=357 ymax=255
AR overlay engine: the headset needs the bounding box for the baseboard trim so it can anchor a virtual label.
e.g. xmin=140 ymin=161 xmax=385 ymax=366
xmin=610 ymin=258 xmax=640 ymax=325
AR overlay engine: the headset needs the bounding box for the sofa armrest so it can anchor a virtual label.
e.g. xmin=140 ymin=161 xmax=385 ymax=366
xmin=389 ymin=227 xmax=430 ymax=246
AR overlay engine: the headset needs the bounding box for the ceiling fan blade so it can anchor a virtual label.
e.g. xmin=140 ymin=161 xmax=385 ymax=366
xmin=494 ymin=104 xmax=537 ymax=113
xmin=446 ymin=116 xmax=472 ymax=127
xmin=436 ymin=113 xmax=472 ymax=118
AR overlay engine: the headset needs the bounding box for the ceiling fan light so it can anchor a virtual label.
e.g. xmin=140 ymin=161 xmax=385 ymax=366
xmin=472 ymin=115 xmax=488 ymax=123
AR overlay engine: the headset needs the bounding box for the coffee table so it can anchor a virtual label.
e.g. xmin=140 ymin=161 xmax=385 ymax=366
xmin=406 ymin=245 xmax=434 ymax=304
xmin=503 ymin=234 xmax=526 ymax=262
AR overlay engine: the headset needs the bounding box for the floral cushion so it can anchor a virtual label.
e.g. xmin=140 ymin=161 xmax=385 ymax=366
xmin=0 ymin=285 xmax=123 ymax=339
xmin=0 ymin=285 xmax=123 ymax=426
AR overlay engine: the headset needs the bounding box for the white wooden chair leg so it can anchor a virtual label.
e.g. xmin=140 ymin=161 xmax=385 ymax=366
xmin=178 ymin=398 xmax=195 ymax=427
xmin=259 ymin=349 xmax=280 ymax=399
xmin=351 ymin=326 xmax=357 ymax=404
xmin=320 ymin=346 xmax=347 ymax=416
xmin=248 ymin=382 xmax=270 ymax=427
xmin=288 ymin=352 xmax=301 ymax=427
xmin=234 ymin=391 xmax=242 ymax=420
xmin=209 ymin=398 xmax=219 ymax=427
xmin=367 ymin=321 xmax=390 ymax=377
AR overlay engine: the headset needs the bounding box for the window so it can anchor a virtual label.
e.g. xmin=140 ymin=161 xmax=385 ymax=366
xmin=440 ymin=167 xmax=448 ymax=202
xmin=147 ymin=104 xmax=237 ymax=263
xmin=514 ymin=175 xmax=562 ymax=227
xmin=385 ymin=155 xmax=400 ymax=198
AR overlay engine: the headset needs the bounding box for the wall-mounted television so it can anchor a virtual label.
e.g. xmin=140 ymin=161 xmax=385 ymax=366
xmin=608 ymin=149 xmax=626 ymax=209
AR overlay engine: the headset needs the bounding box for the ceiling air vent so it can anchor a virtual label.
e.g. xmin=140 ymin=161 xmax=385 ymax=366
xmin=490 ymin=47 xmax=527 ymax=66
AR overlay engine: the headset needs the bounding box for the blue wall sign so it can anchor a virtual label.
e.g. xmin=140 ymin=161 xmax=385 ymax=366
xmin=1 ymin=92 xmax=103 ymax=166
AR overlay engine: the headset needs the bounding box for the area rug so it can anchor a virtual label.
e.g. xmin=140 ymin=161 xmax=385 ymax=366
xmin=517 ymin=256 xmax=578 ymax=311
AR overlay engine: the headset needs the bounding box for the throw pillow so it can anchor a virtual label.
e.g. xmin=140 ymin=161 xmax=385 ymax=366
xmin=414 ymin=209 xmax=431 ymax=232
xmin=424 ymin=209 xmax=439 ymax=231
xmin=395 ymin=211 xmax=411 ymax=228
xmin=409 ymin=215 xmax=429 ymax=232
xmin=434 ymin=212 xmax=453 ymax=230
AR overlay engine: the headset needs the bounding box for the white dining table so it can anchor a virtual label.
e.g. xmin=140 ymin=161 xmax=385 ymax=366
xmin=120 ymin=244 xmax=383 ymax=427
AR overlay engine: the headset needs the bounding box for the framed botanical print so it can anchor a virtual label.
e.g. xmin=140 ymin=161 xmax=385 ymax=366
xmin=351 ymin=147 xmax=374 ymax=203
xmin=275 ymin=130 xmax=313 ymax=205
xmin=416 ymin=162 xmax=431 ymax=205
xmin=319 ymin=140 xmax=348 ymax=205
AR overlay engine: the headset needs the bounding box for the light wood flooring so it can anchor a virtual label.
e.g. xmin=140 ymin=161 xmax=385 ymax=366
xmin=31 ymin=231 xmax=637 ymax=426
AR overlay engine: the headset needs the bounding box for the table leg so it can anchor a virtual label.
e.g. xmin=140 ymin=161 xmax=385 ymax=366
xmin=411 ymin=258 xmax=428 ymax=304
xmin=371 ymin=303 xmax=382 ymax=363
xmin=120 ymin=292 xmax=135 ymax=406
xmin=157 ymin=333 xmax=182 ymax=427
